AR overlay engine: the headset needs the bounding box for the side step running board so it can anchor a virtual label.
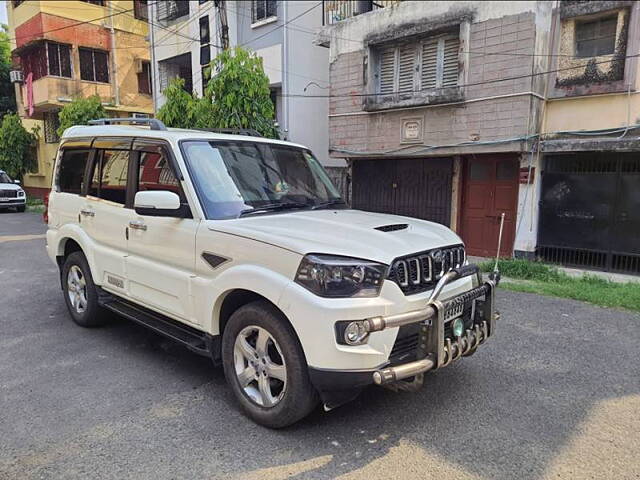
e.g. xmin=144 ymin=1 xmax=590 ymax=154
xmin=97 ymin=288 xmax=214 ymax=357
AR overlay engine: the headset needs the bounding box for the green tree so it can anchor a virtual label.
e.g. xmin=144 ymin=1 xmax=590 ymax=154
xmin=0 ymin=24 xmax=17 ymax=116
xmin=0 ymin=113 xmax=37 ymax=180
xmin=156 ymin=77 xmax=201 ymax=129
xmin=204 ymin=47 xmax=278 ymax=138
xmin=157 ymin=47 xmax=277 ymax=137
xmin=57 ymin=95 xmax=107 ymax=136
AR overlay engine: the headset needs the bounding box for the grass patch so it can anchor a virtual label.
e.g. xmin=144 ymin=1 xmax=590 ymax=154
xmin=26 ymin=197 xmax=45 ymax=213
xmin=479 ymin=258 xmax=640 ymax=312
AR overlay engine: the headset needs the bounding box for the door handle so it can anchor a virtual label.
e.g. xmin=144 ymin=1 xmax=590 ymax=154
xmin=80 ymin=208 xmax=95 ymax=217
xmin=128 ymin=220 xmax=147 ymax=231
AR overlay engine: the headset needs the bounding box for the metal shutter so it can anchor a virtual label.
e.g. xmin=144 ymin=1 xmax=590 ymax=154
xmin=379 ymin=47 xmax=396 ymax=95
xmin=398 ymin=44 xmax=416 ymax=93
xmin=421 ymin=39 xmax=438 ymax=89
xmin=442 ymin=34 xmax=459 ymax=87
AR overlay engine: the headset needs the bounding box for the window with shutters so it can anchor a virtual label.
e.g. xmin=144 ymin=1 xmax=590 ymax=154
xmin=375 ymin=31 xmax=460 ymax=101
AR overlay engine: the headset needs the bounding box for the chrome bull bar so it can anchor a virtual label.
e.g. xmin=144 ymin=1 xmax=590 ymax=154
xmin=367 ymin=264 xmax=499 ymax=386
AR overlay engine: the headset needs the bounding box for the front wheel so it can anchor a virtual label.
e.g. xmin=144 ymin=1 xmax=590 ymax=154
xmin=222 ymin=301 xmax=318 ymax=428
xmin=16 ymin=205 xmax=26 ymax=212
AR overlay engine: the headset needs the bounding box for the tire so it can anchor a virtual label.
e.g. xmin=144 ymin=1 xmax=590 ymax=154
xmin=61 ymin=251 xmax=110 ymax=327
xmin=222 ymin=301 xmax=319 ymax=428
xmin=16 ymin=205 xmax=26 ymax=212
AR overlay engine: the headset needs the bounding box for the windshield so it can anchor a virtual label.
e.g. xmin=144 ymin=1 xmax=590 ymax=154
xmin=0 ymin=172 xmax=12 ymax=184
xmin=182 ymin=140 xmax=343 ymax=219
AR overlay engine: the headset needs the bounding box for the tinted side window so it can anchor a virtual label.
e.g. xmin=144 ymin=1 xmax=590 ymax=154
xmin=89 ymin=150 xmax=130 ymax=205
xmin=58 ymin=149 xmax=90 ymax=194
xmin=135 ymin=147 xmax=185 ymax=201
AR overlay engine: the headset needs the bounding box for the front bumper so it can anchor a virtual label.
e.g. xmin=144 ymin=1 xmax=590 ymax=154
xmin=308 ymin=266 xmax=499 ymax=406
xmin=0 ymin=198 xmax=25 ymax=208
xmin=371 ymin=278 xmax=498 ymax=385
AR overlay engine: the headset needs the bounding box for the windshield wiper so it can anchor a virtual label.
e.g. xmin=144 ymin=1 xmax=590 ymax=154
xmin=239 ymin=202 xmax=310 ymax=217
xmin=311 ymin=199 xmax=347 ymax=210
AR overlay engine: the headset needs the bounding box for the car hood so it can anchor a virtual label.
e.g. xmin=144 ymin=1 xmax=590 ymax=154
xmin=207 ymin=209 xmax=462 ymax=264
xmin=0 ymin=183 xmax=21 ymax=191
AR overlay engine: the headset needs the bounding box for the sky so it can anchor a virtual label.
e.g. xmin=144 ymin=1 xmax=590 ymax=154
xmin=0 ymin=2 xmax=7 ymax=26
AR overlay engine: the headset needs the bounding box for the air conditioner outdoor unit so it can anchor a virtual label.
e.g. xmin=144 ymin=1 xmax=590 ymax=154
xmin=10 ymin=70 xmax=24 ymax=83
xmin=132 ymin=113 xmax=150 ymax=119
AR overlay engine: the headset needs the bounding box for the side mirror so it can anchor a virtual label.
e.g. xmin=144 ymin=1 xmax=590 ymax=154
xmin=14 ymin=179 xmax=20 ymax=185
xmin=134 ymin=190 xmax=186 ymax=217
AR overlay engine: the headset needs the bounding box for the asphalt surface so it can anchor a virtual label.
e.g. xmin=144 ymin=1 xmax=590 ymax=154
xmin=1 ymin=211 xmax=639 ymax=480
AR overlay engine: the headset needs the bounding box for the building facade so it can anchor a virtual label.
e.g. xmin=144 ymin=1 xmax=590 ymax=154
xmin=7 ymin=0 xmax=153 ymax=198
xmin=538 ymin=0 xmax=640 ymax=275
xmin=319 ymin=0 xmax=553 ymax=259
xmin=147 ymin=0 xmax=331 ymax=166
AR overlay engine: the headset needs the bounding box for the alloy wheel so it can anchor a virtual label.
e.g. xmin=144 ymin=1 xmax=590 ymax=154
xmin=67 ymin=265 xmax=87 ymax=314
xmin=233 ymin=325 xmax=287 ymax=407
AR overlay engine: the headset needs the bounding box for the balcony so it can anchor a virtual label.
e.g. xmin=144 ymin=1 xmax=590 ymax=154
xmin=322 ymin=0 xmax=401 ymax=25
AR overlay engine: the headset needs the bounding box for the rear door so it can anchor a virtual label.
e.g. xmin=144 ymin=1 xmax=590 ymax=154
xmin=124 ymin=140 xmax=200 ymax=324
xmin=80 ymin=138 xmax=133 ymax=292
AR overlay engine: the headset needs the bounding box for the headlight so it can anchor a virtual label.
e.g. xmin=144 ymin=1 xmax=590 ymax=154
xmin=295 ymin=254 xmax=387 ymax=298
xmin=18 ymin=190 xmax=25 ymax=197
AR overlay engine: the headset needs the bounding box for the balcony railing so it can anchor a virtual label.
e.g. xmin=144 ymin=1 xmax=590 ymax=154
xmin=322 ymin=0 xmax=401 ymax=25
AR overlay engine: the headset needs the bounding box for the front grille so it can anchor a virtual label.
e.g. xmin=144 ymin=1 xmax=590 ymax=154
xmin=388 ymin=244 xmax=465 ymax=295
xmin=0 ymin=190 xmax=17 ymax=198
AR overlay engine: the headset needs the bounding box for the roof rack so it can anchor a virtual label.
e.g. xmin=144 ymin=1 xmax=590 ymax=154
xmin=88 ymin=118 xmax=167 ymax=131
xmin=194 ymin=128 xmax=263 ymax=137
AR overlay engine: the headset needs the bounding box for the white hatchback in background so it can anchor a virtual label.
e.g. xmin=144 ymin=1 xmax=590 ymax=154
xmin=45 ymin=118 xmax=500 ymax=428
xmin=0 ymin=170 xmax=27 ymax=212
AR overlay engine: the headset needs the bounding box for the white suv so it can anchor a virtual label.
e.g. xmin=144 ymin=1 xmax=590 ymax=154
xmin=0 ymin=170 xmax=27 ymax=212
xmin=46 ymin=118 xmax=499 ymax=428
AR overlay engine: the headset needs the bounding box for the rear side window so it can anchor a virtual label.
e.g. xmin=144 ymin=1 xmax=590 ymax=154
xmin=89 ymin=150 xmax=130 ymax=205
xmin=57 ymin=149 xmax=90 ymax=194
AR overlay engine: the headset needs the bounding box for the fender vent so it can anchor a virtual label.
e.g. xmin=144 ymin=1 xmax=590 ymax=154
xmin=375 ymin=224 xmax=408 ymax=232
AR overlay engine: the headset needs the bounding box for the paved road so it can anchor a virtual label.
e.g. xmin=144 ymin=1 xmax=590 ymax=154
xmin=1 ymin=212 xmax=639 ymax=480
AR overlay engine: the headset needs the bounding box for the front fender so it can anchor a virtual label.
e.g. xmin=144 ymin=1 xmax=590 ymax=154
xmin=192 ymin=264 xmax=294 ymax=334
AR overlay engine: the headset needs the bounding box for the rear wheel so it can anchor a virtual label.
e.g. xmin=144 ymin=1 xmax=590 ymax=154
xmin=222 ymin=301 xmax=318 ymax=428
xmin=61 ymin=251 xmax=110 ymax=327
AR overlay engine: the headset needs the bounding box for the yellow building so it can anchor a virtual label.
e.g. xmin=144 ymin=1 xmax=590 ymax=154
xmin=6 ymin=0 xmax=153 ymax=198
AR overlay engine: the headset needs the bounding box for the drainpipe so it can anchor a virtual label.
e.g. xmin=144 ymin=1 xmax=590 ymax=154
xmin=108 ymin=1 xmax=120 ymax=106
xmin=282 ymin=1 xmax=290 ymax=140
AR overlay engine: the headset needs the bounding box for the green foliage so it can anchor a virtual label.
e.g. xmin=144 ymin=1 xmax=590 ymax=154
xmin=0 ymin=113 xmax=38 ymax=179
xmin=479 ymin=258 xmax=640 ymax=312
xmin=479 ymin=258 xmax=565 ymax=282
xmin=204 ymin=47 xmax=278 ymax=138
xmin=156 ymin=77 xmax=201 ymax=129
xmin=57 ymin=96 xmax=107 ymax=136
xmin=157 ymin=47 xmax=278 ymax=137
xmin=0 ymin=24 xmax=16 ymax=116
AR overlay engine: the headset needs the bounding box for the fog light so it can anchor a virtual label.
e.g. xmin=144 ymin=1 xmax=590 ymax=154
xmin=343 ymin=321 xmax=369 ymax=345
xmin=452 ymin=317 xmax=464 ymax=338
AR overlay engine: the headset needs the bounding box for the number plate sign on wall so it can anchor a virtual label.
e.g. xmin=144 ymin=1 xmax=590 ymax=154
xmin=401 ymin=117 xmax=424 ymax=143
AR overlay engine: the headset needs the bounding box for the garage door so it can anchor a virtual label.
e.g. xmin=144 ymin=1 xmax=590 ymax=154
xmin=351 ymin=158 xmax=453 ymax=226
xmin=538 ymin=153 xmax=640 ymax=274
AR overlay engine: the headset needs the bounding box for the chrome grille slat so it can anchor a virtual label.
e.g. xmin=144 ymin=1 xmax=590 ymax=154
xmin=388 ymin=244 xmax=466 ymax=295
